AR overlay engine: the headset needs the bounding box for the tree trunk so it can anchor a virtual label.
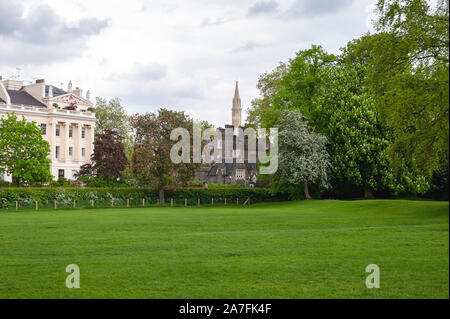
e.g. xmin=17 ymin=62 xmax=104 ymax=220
xmin=364 ymin=188 xmax=375 ymax=199
xmin=159 ymin=189 xmax=165 ymax=204
xmin=304 ymin=180 xmax=312 ymax=200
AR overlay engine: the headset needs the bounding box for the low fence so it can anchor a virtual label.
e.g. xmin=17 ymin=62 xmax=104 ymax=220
xmin=1 ymin=196 xmax=254 ymax=212
xmin=0 ymin=187 xmax=288 ymax=212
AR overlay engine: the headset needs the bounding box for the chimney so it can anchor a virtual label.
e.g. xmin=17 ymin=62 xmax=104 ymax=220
xmin=23 ymin=78 xmax=45 ymax=101
xmin=74 ymin=86 xmax=83 ymax=98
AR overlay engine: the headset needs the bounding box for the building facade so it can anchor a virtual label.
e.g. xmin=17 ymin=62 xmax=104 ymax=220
xmin=195 ymin=81 xmax=260 ymax=187
xmin=0 ymin=76 xmax=96 ymax=182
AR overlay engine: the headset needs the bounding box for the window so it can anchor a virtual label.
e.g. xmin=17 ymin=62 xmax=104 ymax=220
xmin=217 ymin=139 xmax=222 ymax=149
xmin=69 ymin=126 xmax=73 ymax=138
xmin=58 ymin=169 xmax=64 ymax=178
xmin=71 ymin=170 xmax=77 ymax=180
xmin=69 ymin=147 xmax=73 ymax=160
xmin=81 ymin=127 xmax=86 ymax=139
xmin=235 ymin=149 xmax=241 ymax=159
xmin=236 ymin=169 xmax=245 ymax=179
xmin=55 ymin=146 xmax=60 ymax=159
xmin=81 ymin=148 xmax=86 ymax=160
xmin=55 ymin=125 xmax=60 ymax=137
xmin=41 ymin=123 xmax=47 ymax=135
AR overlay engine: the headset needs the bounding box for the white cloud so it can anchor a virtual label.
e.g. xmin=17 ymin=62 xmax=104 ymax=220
xmin=0 ymin=0 xmax=377 ymax=127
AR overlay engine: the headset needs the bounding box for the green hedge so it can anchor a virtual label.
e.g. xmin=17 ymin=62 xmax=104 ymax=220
xmin=0 ymin=187 xmax=286 ymax=209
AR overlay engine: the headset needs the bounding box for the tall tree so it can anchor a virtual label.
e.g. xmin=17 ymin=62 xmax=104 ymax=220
xmin=247 ymin=62 xmax=289 ymax=129
xmin=130 ymin=109 xmax=201 ymax=203
xmin=96 ymin=130 xmax=128 ymax=179
xmin=247 ymin=46 xmax=336 ymax=130
xmin=313 ymin=55 xmax=429 ymax=197
xmin=272 ymin=110 xmax=330 ymax=200
xmin=277 ymin=45 xmax=336 ymax=128
xmin=93 ymin=97 xmax=133 ymax=155
xmin=367 ymin=0 xmax=449 ymax=177
xmin=0 ymin=113 xmax=52 ymax=186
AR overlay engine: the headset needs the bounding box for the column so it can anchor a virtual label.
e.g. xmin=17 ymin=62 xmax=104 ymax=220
xmin=60 ymin=122 xmax=67 ymax=162
xmin=86 ymin=125 xmax=94 ymax=164
xmin=74 ymin=123 xmax=81 ymax=162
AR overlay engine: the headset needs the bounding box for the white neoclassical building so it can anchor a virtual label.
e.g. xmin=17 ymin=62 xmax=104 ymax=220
xmin=0 ymin=76 xmax=96 ymax=182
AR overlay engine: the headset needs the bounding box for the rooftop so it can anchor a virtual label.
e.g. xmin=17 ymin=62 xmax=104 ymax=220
xmin=45 ymin=85 xmax=67 ymax=98
xmin=6 ymin=89 xmax=47 ymax=108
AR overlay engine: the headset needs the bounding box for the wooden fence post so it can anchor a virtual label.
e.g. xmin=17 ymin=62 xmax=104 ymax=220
xmin=171 ymin=198 xmax=173 ymax=207
xmin=54 ymin=200 xmax=57 ymax=209
xmin=211 ymin=198 xmax=214 ymax=205
xmin=236 ymin=198 xmax=239 ymax=205
xmin=112 ymin=199 xmax=114 ymax=207
xmin=185 ymin=198 xmax=187 ymax=207
xmin=157 ymin=198 xmax=159 ymax=207
xmin=73 ymin=200 xmax=76 ymax=208
xmin=91 ymin=199 xmax=94 ymax=207
xmin=224 ymin=198 xmax=227 ymax=205
xmin=16 ymin=201 xmax=18 ymax=211
xmin=35 ymin=201 xmax=38 ymax=211
xmin=127 ymin=199 xmax=129 ymax=208
xmin=197 ymin=198 xmax=200 ymax=207
xmin=142 ymin=198 xmax=145 ymax=207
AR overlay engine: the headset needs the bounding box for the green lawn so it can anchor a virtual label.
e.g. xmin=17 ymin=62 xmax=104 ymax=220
xmin=0 ymin=200 xmax=448 ymax=299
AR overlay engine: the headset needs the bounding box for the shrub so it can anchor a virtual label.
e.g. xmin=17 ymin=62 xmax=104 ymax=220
xmin=0 ymin=187 xmax=287 ymax=209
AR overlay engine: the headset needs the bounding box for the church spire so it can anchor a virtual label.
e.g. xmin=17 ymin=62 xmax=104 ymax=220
xmin=232 ymin=81 xmax=242 ymax=127
xmin=234 ymin=81 xmax=240 ymax=100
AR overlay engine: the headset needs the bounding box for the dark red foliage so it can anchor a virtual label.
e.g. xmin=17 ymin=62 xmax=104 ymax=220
xmin=91 ymin=130 xmax=128 ymax=180
xmin=130 ymin=109 xmax=201 ymax=194
xmin=77 ymin=163 xmax=94 ymax=177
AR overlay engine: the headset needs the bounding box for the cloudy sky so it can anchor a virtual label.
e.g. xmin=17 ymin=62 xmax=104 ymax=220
xmin=0 ymin=0 xmax=376 ymax=126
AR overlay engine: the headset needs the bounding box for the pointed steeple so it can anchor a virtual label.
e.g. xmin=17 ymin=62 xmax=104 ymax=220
xmin=232 ymin=81 xmax=242 ymax=127
xmin=234 ymin=81 xmax=240 ymax=100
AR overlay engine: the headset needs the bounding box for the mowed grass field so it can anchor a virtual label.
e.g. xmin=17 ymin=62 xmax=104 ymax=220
xmin=0 ymin=200 xmax=448 ymax=299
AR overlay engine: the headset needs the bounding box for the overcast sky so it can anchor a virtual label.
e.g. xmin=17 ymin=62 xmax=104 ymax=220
xmin=0 ymin=0 xmax=377 ymax=127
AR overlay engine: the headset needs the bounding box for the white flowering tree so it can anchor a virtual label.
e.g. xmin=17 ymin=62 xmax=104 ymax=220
xmin=274 ymin=110 xmax=330 ymax=199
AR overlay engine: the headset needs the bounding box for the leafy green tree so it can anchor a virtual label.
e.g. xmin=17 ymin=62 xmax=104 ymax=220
xmin=277 ymin=45 xmax=336 ymax=127
xmin=247 ymin=46 xmax=336 ymax=130
xmin=272 ymin=110 xmax=330 ymax=199
xmin=313 ymin=57 xmax=429 ymax=197
xmin=93 ymin=97 xmax=133 ymax=155
xmin=247 ymin=62 xmax=289 ymax=129
xmin=366 ymin=0 xmax=449 ymax=177
xmin=0 ymin=113 xmax=52 ymax=186
xmin=130 ymin=109 xmax=201 ymax=203
xmin=247 ymin=41 xmax=429 ymax=197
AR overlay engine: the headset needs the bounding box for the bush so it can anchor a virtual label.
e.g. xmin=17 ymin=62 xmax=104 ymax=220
xmin=0 ymin=180 xmax=11 ymax=187
xmin=0 ymin=187 xmax=287 ymax=209
xmin=207 ymin=184 xmax=246 ymax=189
xmin=164 ymin=187 xmax=286 ymax=206
xmin=50 ymin=177 xmax=71 ymax=187
xmin=77 ymin=175 xmax=134 ymax=188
